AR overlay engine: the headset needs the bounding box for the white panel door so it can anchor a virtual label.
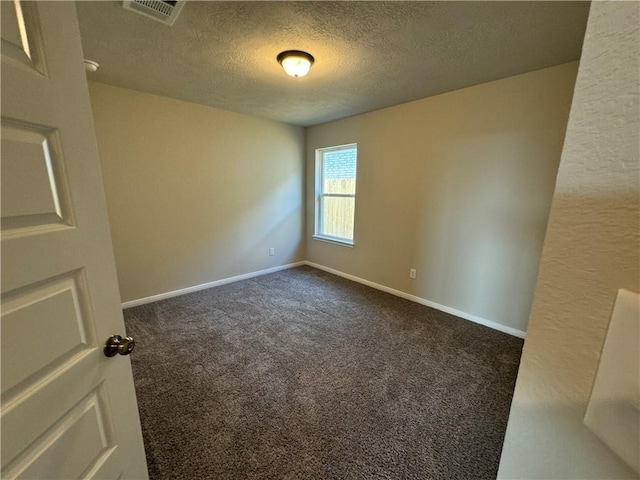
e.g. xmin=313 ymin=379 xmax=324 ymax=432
xmin=1 ymin=2 xmax=148 ymax=478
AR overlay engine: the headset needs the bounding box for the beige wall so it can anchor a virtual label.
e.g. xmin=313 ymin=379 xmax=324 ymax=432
xmin=89 ymin=83 xmax=305 ymax=303
xmin=498 ymin=2 xmax=640 ymax=478
xmin=306 ymin=62 xmax=578 ymax=334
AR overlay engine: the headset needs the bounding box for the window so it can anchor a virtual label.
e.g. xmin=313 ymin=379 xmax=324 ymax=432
xmin=314 ymin=144 xmax=357 ymax=246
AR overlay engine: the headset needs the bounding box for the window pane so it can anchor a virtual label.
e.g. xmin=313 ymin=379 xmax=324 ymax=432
xmin=323 ymin=149 xmax=356 ymax=194
xmin=320 ymin=196 xmax=355 ymax=241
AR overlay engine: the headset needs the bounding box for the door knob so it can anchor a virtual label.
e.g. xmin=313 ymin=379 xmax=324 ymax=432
xmin=104 ymin=334 xmax=135 ymax=357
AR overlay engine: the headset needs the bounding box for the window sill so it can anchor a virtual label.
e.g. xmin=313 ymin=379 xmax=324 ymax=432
xmin=312 ymin=235 xmax=354 ymax=248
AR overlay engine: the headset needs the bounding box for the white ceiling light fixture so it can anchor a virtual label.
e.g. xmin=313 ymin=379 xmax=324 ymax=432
xmin=277 ymin=50 xmax=314 ymax=78
xmin=84 ymin=59 xmax=99 ymax=72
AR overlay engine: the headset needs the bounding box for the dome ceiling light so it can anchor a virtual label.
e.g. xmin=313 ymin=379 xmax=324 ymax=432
xmin=84 ymin=59 xmax=99 ymax=72
xmin=277 ymin=50 xmax=314 ymax=78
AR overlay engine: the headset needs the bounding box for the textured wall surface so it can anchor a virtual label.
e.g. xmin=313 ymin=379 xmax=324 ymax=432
xmin=498 ymin=1 xmax=640 ymax=478
xmin=306 ymin=62 xmax=578 ymax=334
xmin=76 ymin=1 xmax=589 ymax=126
xmin=89 ymin=83 xmax=305 ymax=303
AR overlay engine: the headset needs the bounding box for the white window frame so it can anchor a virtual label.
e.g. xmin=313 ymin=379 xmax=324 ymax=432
xmin=313 ymin=143 xmax=358 ymax=247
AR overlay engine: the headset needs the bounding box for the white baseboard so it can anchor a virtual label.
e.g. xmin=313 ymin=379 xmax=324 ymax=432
xmin=304 ymin=261 xmax=526 ymax=339
xmin=121 ymin=259 xmax=526 ymax=339
xmin=121 ymin=261 xmax=305 ymax=309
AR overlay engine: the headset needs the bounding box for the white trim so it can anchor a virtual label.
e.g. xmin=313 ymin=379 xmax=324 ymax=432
xmin=121 ymin=262 xmax=305 ymax=309
xmin=312 ymin=235 xmax=354 ymax=248
xmin=304 ymin=261 xmax=526 ymax=339
xmin=121 ymin=258 xmax=526 ymax=339
xmin=319 ymin=193 xmax=355 ymax=199
xmin=316 ymin=142 xmax=358 ymax=154
xmin=315 ymin=143 xmax=358 ymax=244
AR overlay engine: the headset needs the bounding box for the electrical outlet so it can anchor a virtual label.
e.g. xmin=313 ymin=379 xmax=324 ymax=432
xmin=409 ymin=268 xmax=417 ymax=279
xmin=269 ymin=247 xmax=275 ymax=256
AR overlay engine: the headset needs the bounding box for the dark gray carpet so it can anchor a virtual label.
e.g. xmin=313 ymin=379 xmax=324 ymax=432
xmin=124 ymin=266 xmax=523 ymax=480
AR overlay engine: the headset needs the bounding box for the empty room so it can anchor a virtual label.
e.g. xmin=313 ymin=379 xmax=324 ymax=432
xmin=1 ymin=1 xmax=639 ymax=479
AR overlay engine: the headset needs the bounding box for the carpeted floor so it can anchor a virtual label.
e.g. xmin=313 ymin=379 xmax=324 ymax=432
xmin=123 ymin=266 xmax=523 ymax=480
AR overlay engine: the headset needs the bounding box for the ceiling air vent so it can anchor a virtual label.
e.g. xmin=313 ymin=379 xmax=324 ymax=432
xmin=123 ymin=0 xmax=185 ymax=26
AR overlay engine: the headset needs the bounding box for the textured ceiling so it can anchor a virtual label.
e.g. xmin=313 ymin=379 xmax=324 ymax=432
xmin=76 ymin=1 xmax=590 ymax=127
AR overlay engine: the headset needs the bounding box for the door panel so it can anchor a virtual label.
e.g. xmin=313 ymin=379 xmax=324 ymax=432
xmin=1 ymin=270 xmax=95 ymax=397
xmin=1 ymin=120 xmax=73 ymax=233
xmin=0 ymin=0 xmax=46 ymax=74
xmin=1 ymin=2 xmax=148 ymax=479
xmin=7 ymin=386 xmax=115 ymax=480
